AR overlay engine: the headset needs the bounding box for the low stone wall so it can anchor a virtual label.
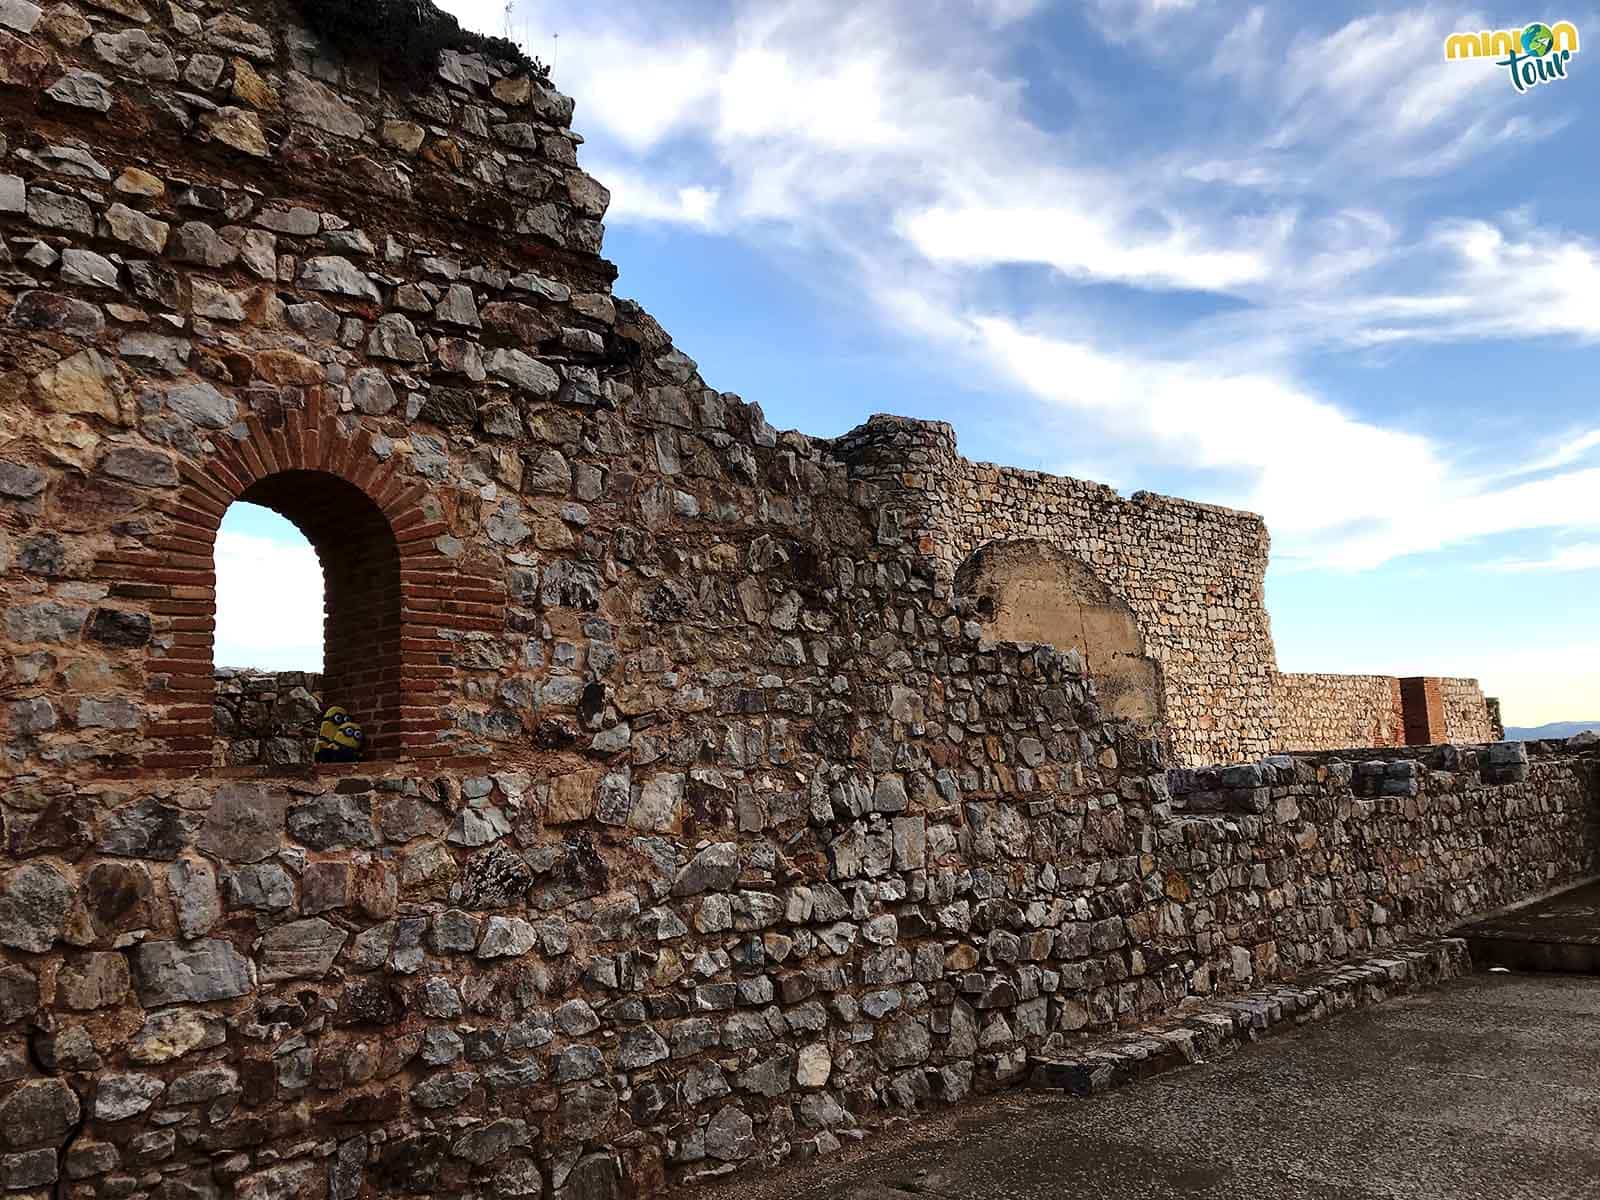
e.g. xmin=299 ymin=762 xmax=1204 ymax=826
xmin=3 ymin=717 xmax=1594 ymax=1199
xmin=213 ymin=669 xmax=323 ymax=766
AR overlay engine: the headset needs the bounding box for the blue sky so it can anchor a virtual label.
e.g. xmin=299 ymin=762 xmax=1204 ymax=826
xmin=219 ymin=1 xmax=1599 ymax=725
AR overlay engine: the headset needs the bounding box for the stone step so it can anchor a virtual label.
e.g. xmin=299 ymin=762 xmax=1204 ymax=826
xmin=1027 ymin=937 xmax=1470 ymax=1097
xmin=1457 ymin=877 xmax=1600 ymax=973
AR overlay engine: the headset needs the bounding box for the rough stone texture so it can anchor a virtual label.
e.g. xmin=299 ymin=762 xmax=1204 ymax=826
xmin=1273 ymin=672 xmax=1494 ymax=753
xmin=835 ymin=415 xmax=1280 ymax=765
xmin=834 ymin=417 xmax=1499 ymax=766
xmin=211 ymin=668 xmax=322 ymax=766
xmin=955 ymin=539 xmax=1162 ymax=725
xmin=1440 ymin=676 xmax=1496 ymax=744
xmin=0 ymin=6 xmax=1585 ymax=1200
xmin=1273 ymin=673 xmax=1407 ymax=751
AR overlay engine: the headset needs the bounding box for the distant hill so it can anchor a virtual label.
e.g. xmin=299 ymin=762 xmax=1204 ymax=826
xmin=1504 ymin=721 xmax=1600 ymax=741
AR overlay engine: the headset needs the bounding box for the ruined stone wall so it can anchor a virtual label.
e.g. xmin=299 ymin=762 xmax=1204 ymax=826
xmin=0 ymin=6 xmax=1592 ymax=1200
xmin=952 ymin=538 xmax=1162 ymax=726
xmin=1272 ymin=673 xmax=1405 ymax=752
xmin=831 ymin=416 xmax=1277 ymax=767
xmin=1272 ymin=673 xmax=1494 ymax=753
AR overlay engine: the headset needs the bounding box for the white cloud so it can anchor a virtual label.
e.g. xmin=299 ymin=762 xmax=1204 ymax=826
xmin=1180 ymin=157 xmax=1296 ymax=191
xmin=1484 ymin=543 xmax=1600 ymax=573
xmin=1242 ymin=217 xmax=1600 ymax=349
xmin=964 ymin=315 xmax=1442 ymax=561
xmin=214 ymin=530 xmax=323 ymax=672
xmin=1197 ymin=6 xmax=1577 ymax=202
xmin=899 ymin=201 xmax=1279 ymax=291
xmin=592 ymin=163 xmax=721 ymax=228
xmin=718 ymin=43 xmax=911 ymax=151
xmin=1419 ymin=218 xmax=1600 ymax=340
xmin=971 ymin=0 xmax=1043 ymax=27
xmin=557 ymin=37 xmax=720 ymax=153
xmin=1496 ymin=429 xmax=1600 ymax=480
xmin=1087 ymin=0 xmax=1202 ymax=43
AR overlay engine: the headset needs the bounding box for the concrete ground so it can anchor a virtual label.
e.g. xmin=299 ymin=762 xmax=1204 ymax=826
xmin=683 ymin=973 xmax=1600 ymax=1200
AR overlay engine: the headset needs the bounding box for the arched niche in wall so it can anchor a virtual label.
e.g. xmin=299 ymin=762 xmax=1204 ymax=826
xmin=955 ymin=539 xmax=1165 ymax=725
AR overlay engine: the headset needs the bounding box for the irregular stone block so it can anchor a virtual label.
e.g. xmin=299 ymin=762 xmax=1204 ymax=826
xmin=0 ymin=861 xmax=72 ymax=953
xmin=45 ymin=69 xmax=112 ymax=112
xmin=259 ymin=918 xmax=348 ymax=981
xmin=300 ymin=255 xmax=379 ymax=301
xmin=0 ymin=1079 xmax=79 ymax=1149
xmin=92 ymin=28 xmax=176 ymax=79
xmin=57 ymin=951 xmax=129 ymax=1010
xmin=288 ymin=794 xmax=378 ymax=850
xmin=134 ymin=939 xmax=253 ymax=1005
xmin=128 ymin=1008 xmax=226 ymax=1065
xmin=94 ymin=1073 xmax=164 ymax=1120
xmin=200 ymin=784 xmax=287 ymax=862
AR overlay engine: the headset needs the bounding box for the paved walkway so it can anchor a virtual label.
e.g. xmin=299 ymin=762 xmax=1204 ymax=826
xmin=683 ymin=973 xmax=1600 ymax=1200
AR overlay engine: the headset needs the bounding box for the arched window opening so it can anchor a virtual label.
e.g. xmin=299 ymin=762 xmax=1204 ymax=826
xmin=955 ymin=540 xmax=1165 ymax=726
xmin=215 ymin=502 xmax=324 ymax=767
xmin=212 ymin=470 xmax=405 ymax=767
xmin=216 ymin=503 xmax=325 ymax=672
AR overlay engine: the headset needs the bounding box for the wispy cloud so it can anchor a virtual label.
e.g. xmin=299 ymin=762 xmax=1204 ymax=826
xmin=591 ymin=163 xmax=721 ymax=228
xmin=971 ymin=0 xmax=1044 ymax=28
xmin=1496 ymin=429 xmax=1600 ymax=480
xmin=899 ymin=201 xmax=1281 ymax=291
xmin=1484 ymin=543 xmax=1600 ymax=573
xmin=1086 ymin=0 xmax=1203 ymax=43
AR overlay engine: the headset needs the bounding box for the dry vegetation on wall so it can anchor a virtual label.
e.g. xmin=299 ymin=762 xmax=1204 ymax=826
xmin=295 ymin=0 xmax=548 ymax=83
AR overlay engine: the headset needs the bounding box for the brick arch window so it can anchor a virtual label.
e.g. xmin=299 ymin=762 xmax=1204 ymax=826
xmin=97 ymin=402 xmax=502 ymax=772
xmin=229 ymin=470 xmax=405 ymax=756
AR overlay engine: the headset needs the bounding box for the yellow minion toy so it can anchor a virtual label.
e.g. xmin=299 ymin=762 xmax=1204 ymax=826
xmin=315 ymin=705 xmax=365 ymax=764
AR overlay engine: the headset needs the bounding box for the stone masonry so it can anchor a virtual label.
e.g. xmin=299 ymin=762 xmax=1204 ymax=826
xmin=1271 ymin=674 xmax=1494 ymax=753
xmin=212 ymin=669 xmax=322 ymax=767
xmin=0 ymin=5 xmax=1586 ymax=1200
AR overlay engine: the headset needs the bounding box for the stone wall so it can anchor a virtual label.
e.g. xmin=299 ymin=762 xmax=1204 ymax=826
xmin=212 ymin=669 xmax=322 ymax=767
xmin=829 ymin=416 xmax=1499 ymax=766
xmin=1272 ymin=673 xmax=1495 ymax=753
xmin=1440 ymin=677 xmax=1496 ymax=744
xmin=953 ymin=538 xmax=1162 ymax=725
xmin=1271 ymin=673 xmax=1405 ymax=752
xmin=832 ymin=416 xmax=1277 ymax=767
xmin=0 ymin=6 xmax=1585 ymax=1200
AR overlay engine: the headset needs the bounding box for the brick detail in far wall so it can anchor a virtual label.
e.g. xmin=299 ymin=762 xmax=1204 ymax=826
xmin=1400 ymin=676 xmax=1448 ymax=746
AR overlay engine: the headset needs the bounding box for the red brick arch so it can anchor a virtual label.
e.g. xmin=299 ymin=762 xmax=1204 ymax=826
xmin=94 ymin=391 xmax=505 ymax=771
